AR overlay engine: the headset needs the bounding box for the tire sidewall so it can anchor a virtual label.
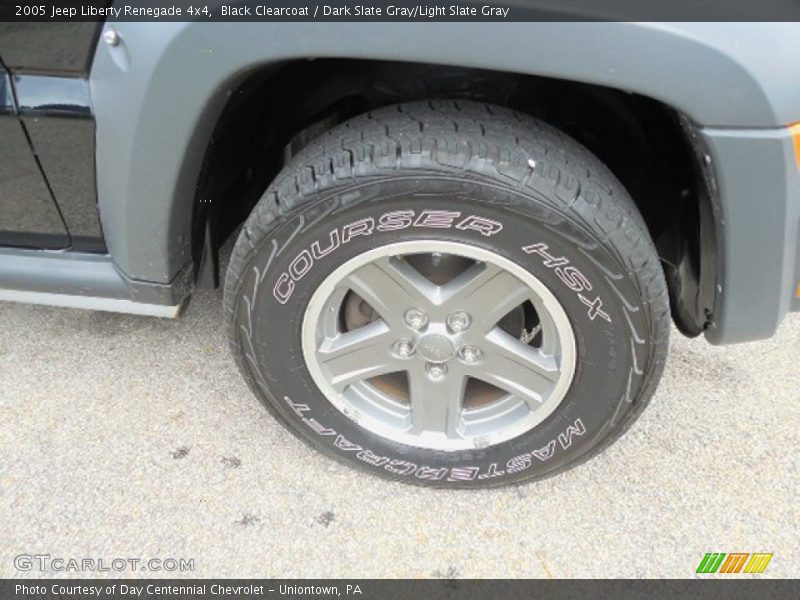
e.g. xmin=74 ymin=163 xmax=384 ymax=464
xmin=232 ymin=176 xmax=653 ymax=487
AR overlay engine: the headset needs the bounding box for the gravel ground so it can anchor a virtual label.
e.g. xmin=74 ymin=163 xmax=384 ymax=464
xmin=1 ymin=286 xmax=797 ymax=579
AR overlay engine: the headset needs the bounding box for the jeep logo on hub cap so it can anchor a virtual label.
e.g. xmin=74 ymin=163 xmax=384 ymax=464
xmin=417 ymin=334 xmax=456 ymax=363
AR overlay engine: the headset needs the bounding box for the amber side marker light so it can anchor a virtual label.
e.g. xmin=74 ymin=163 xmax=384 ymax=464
xmin=792 ymin=122 xmax=800 ymax=169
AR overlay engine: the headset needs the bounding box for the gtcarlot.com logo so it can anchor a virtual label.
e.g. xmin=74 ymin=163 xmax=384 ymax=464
xmin=14 ymin=553 xmax=195 ymax=573
xmin=696 ymin=552 xmax=773 ymax=574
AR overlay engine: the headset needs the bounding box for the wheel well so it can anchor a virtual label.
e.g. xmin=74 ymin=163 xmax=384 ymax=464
xmin=195 ymin=58 xmax=716 ymax=336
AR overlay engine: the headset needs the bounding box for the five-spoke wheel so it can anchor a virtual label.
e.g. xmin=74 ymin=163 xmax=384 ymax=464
xmin=302 ymin=241 xmax=576 ymax=450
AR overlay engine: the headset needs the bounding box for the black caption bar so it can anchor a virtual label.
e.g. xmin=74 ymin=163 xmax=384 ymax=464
xmin=2 ymin=580 xmax=800 ymax=600
xmin=2 ymin=0 xmax=800 ymax=21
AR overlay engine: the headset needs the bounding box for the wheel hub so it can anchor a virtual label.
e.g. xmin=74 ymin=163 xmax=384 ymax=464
xmin=416 ymin=333 xmax=456 ymax=363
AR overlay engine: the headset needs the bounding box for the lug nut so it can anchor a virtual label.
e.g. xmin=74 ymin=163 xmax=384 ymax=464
xmin=447 ymin=311 xmax=471 ymax=333
xmin=404 ymin=308 xmax=429 ymax=330
xmin=458 ymin=345 xmax=483 ymax=364
xmin=426 ymin=362 xmax=447 ymax=380
xmin=393 ymin=340 xmax=415 ymax=359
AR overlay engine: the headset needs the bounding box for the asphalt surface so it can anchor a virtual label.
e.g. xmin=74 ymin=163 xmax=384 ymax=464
xmin=1 ymin=285 xmax=798 ymax=578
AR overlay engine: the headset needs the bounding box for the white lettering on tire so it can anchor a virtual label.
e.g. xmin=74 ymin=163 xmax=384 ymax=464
xmin=455 ymin=215 xmax=503 ymax=237
xmin=377 ymin=210 xmax=415 ymax=231
xmin=283 ymin=395 xmax=586 ymax=483
xmin=272 ymin=208 xmax=504 ymax=303
xmin=522 ymin=242 xmax=612 ymax=323
xmin=413 ymin=209 xmax=460 ymax=228
xmin=558 ymin=418 xmax=587 ymax=450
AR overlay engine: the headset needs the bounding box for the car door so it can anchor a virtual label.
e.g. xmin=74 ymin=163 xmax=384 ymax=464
xmin=0 ymin=22 xmax=105 ymax=251
xmin=0 ymin=56 xmax=70 ymax=249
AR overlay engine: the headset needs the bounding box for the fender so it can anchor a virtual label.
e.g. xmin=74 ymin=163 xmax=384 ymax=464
xmin=89 ymin=21 xmax=800 ymax=342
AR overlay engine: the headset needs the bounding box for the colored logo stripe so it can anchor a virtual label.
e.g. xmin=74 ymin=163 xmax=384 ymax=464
xmin=719 ymin=553 xmax=749 ymax=573
xmin=744 ymin=553 xmax=773 ymax=574
xmin=697 ymin=553 xmax=726 ymax=573
xmin=696 ymin=552 xmax=772 ymax=574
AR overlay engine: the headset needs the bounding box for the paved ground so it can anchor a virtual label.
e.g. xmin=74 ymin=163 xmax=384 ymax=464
xmin=1 ymin=284 xmax=797 ymax=578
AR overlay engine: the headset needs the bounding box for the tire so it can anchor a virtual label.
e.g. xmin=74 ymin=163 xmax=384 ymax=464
xmin=224 ymin=100 xmax=670 ymax=488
